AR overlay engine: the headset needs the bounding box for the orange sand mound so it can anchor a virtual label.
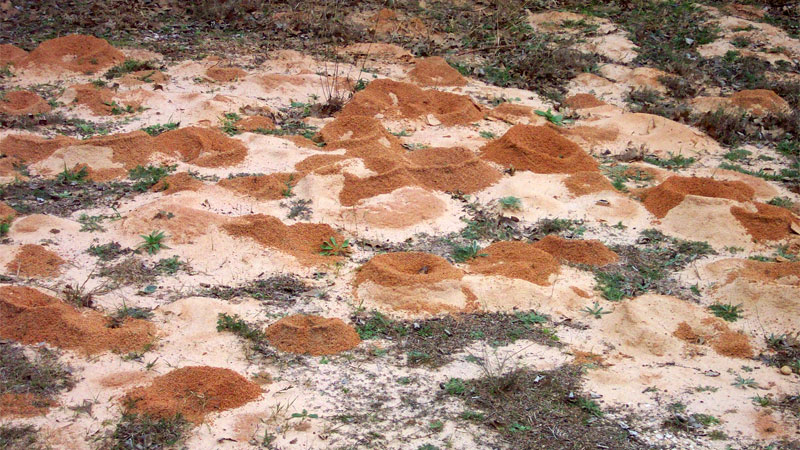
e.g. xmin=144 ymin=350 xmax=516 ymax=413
xmin=151 ymin=172 xmax=204 ymax=195
xmin=532 ymin=235 xmax=619 ymax=266
xmin=468 ymin=241 xmax=560 ymax=285
xmin=354 ymin=252 xmax=463 ymax=287
xmin=6 ymin=244 xmax=65 ymax=278
xmin=222 ymin=214 xmax=345 ymax=265
xmin=370 ymin=8 xmax=426 ymax=35
xmin=0 ymin=44 xmax=27 ymax=65
xmin=320 ymin=114 xmax=404 ymax=156
xmin=480 ymin=124 xmax=598 ymax=173
xmin=408 ymin=56 xmax=467 ymax=87
xmin=729 ymin=89 xmax=789 ymax=115
xmin=234 ymin=115 xmax=275 ymax=132
xmin=0 ymin=90 xmax=51 ymax=115
xmin=84 ymin=131 xmax=153 ymax=168
xmin=18 ymin=35 xmax=124 ymax=73
xmin=340 ymin=79 xmax=483 ymax=126
xmin=0 ymin=393 xmax=54 ymax=418
xmin=153 ymin=127 xmax=248 ymax=167
xmin=639 ymin=176 xmax=755 ymax=218
xmin=120 ymin=69 xmax=169 ymax=86
xmin=487 ymin=103 xmax=538 ymax=123
xmin=563 ymin=171 xmax=615 ymax=196
xmin=123 ymin=366 xmax=261 ymax=423
xmin=673 ymin=319 xmax=753 ymax=358
xmin=71 ymin=83 xmax=139 ymax=116
xmin=0 ymin=134 xmax=78 ymax=163
xmin=0 ymin=286 xmax=154 ymax=354
xmin=731 ymin=202 xmax=800 ymax=242
xmin=0 ymin=201 xmax=16 ymax=221
xmin=217 ymin=173 xmax=300 ymax=200
xmin=727 ymin=260 xmax=800 ymax=284
xmin=564 ymin=93 xmax=606 ymax=109
xmin=206 ymin=66 xmax=248 ymax=82
xmin=265 ymin=315 xmax=361 ymax=356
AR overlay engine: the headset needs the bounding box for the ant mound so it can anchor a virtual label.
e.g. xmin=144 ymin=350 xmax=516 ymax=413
xmin=120 ymin=69 xmax=169 ymax=86
xmin=640 ymin=176 xmax=755 ymax=218
xmin=222 ymin=214 xmax=346 ymax=265
xmin=206 ymin=66 xmax=248 ymax=82
xmin=0 ymin=44 xmax=27 ymax=65
xmin=217 ymin=173 xmax=300 ymax=200
xmin=151 ymin=172 xmax=204 ymax=195
xmin=122 ymin=366 xmax=261 ymax=423
xmin=480 ymin=125 xmax=598 ymax=173
xmin=0 ymin=134 xmax=78 ymax=163
xmin=563 ymin=93 xmax=606 ymax=109
xmin=727 ymin=259 xmax=800 ymax=285
xmin=0 ymin=393 xmax=55 ymax=418
xmin=355 ymin=252 xmax=463 ymax=287
xmin=729 ymin=89 xmax=790 ymax=116
xmin=319 ymin=115 xmax=405 ymax=162
xmin=18 ymin=35 xmax=124 ymax=73
xmin=122 ymin=202 xmax=225 ymax=244
xmin=731 ymin=202 xmax=800 ymax=242
xmin=234 ymin=115 xmax=275 ymax=132
xmin=563 ymin=171 xmax=615 ymax=196
xmin=0 ymin=286 xmax=154 ymax=354
xmin=468 ymin=241 xmax=560 ymax=285
xmin=69 ymin=83 xmax=140 ymax=116
xmin=0 ymin=201 xmax=16 ymax=221
xmin=154 ymin=127 xmax=248 ymax=167
xmin=346 ymin=187 xmax=449 ymax=229
xmin=532 ymin=235 xmax=618 ymax=266
xmin=487 ymin=103 xmax=542 ymax=124
xmin=265 ymin=315 xmax=361 ymax=356
xmin=6 ymin=244 xmax=64 ymax=278
xmin=407 ymin=56 xmax=468 ymax=87
xmin=0 ymin=90 xmax=51 ymax=115
xmin=340 ymin=79 xmax=484 ymax=126
xmin=673 ymin=319 xmax=753 ymax=359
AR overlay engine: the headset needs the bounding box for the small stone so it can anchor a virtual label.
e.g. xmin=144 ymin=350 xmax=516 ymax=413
xmin=780 ymin=365 xmax=792 ymax=375
xmin=426 ymin=114 xmax=441 ymax=126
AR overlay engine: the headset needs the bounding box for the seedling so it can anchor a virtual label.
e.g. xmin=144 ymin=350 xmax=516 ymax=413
xmin=56 ymin=164 xmax=88 ymax=184
xmin=479 ymin=130 xmax=497 ymax=139
xmin=733 ymin=375 xmax=758 ymax=389
xmin=290 ymin=409 xmax=318 ymax=420
xmin=498 ymin=196 xmax=522 ymax=211
xmin=320 ymin=236 xmax=350 ymax=256
xmin=141 ymin=122 xmax=179 ymax=136
xmin=708 ymin=303 xmax=743 ymax=322
xmin=452 ymin=240 xmax=487 ymax=263
xmin=138 ymin=231 xmax=168 ymax=255
xmin=535 ymin=109 xmax=572 ymax=126
xmin=582 ymin=302 xmax=611 ymax=319
xmin=0 ymin=221 xmax=10 ymax=237
xmin=443 ymin=378 xmax=466 ymax=395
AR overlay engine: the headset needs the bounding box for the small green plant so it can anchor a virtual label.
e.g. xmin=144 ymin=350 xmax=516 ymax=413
xmin=460 ymin=410 xmax=485 ymax=421
xmin=582 ymin=302 xmax=611 ymax=319
xmin=751 ymin=395 xmax=771 ymax=407
xmin=644 ymin=153 xmax=696 ymax=170
xmin=577 ymin=397 xmax=603 ymax=417
xmin=723 ymin=148 xmax=752 ymax=161
xmin=733 ymin=375 xmax=758 ymax=389
xmin=78 ymin=214 xmax=106 ymax=232
xmin=320 ymin=236 xmax=350 ymax=256
xmin=429 ymin=420 xmax=444 ymax=432
xmin=0 ymin=221 xmax=11 ymax=237
xmin=498 ymin=196 xmax=522 ymax=211
xmin=138 ymin=231 xmax=168 ymax=255
xmin=479 ymin=130 xmax=497 ymax=139
xmin=535 ymin=109 xmax=572 ymax=126
xmin=155 ymin=256 xmax=184 ymax=275
xmin=282 ymin=175 xmax=296 ymax=197
xmin=56 ymin=164 xmax=88 ymax=184
xmin=141 ymin=122 xmax=179 ymax=136
xmin=220 ymin=112 xmax=241 ymax=135
xmin=104 ymin=59 xmax=159 ymax=79
xmin=290 ymin=409 xmax=319 ymax=420
xmin=110 ymin=413 xmax=188 ymax=449
xmin=767 ymin=196 xmax=794 ymax=208
xmin=129 ymin=164 xmax=176 ymax=191
xmin=516 ymin=311 xmax=548 ymax=326
xmin=443 ymin=378 xmax=466 ymax=395
xmin=452 ymin=240 xmax=487 ymax=263
xmin=709 ymin=303 xmax=743 ymax=322
xmin=216 ymin=313 xmax=266 ymax=342
xmin=693 ymin=413 xmax=720 ymax=427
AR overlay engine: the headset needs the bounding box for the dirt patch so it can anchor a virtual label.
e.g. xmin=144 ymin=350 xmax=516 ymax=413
xmin=151 ymin=172 xmax=204 ymax=195
xmin=5 ymin=244 xmax=65 ymax=278
xmin=218 ymin=173 xmax=299 ymax=200
xmin=563 ymin=171 xmax=615 ymax=196
xmin=0 ymin=393 xmax=54 ymax=418
xmin=480 ymin=124 xmax=598 ymax=173
xmin=532 ymin=235 xmax=619 ymax=266
xmin=0 ymin=201 xmax=16 ymax=221
xmin=564 ymin=93 xmax=606 ymax=109
xmin=85 ymin=131 xmax=153 ymax=168
xmin=320 ymin=114 xmax=404 ymax=157
xmin=0 ymin=90 xmax=51 ymax=115
xmin=731 ymin=202 xmax=800 ymax=242
xmin=639 ymin=176 xmax=755 ymax=218
xmin=727 ymin=260 xmax=800 ymax=284
xmin=407 ymin=56 xmax=467 ymax=87
xmin=672 ymin=319 xmax=753 ymax=358
xmin=0 ymin=134 xmax=78 ymax=163
xmin=729 ymin=89 xmax=790 ymax=115
xmin=71 ymin=83 xmax=139 ymax=116
xmin=265 ymin=314 xmax=361 ymax=356
xmin=153 ymin=126 xmax=247 ymax=168
xmin=206 ymin=65 xmax=248 ymax=82
xmin=354 ymin=252 xmax=463 ymax=287
xmin=222 ymin=214 xmax=345 ymax=265
xmin=0 ymin=286 xmax=154 ymax=354
xmin=0 ymin=44 xmax=27 ymax=65
xmin=234 ymin=115 xmax=275 ymax=132
xmin=18 ymin=34 xmax=124 ymax=73
xmin=487 ymin=103 xmax=538 ymax=124
xmin=122 ymin=366 xmax=261 ymax=423
xmin=469 ymin=241 xmax=560 ymax=285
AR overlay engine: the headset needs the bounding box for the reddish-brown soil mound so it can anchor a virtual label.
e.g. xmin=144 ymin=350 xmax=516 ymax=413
xmin=217 ymin=173 xmax=300 ymax=200
xmin=123 ymin=366 xmax=261 ymax=423
xmin=408 ymin=56 xmax=467 ymax=87
xmin=18 ymin=35 xmax=124 ymax=73
xmin=564 ymin=93 xmax=606 ymax=109
xmin=265 ymin=315 xmax=361 ymax=356
xmin=370 ymin=8 xmax=426 ymax=35
xmin=355 ymin=252 xmax=463 ymax=287
xmin=731 ymin=202 xmax=800 ymax=241
xmin=151 ymin=172 xmax=204 ymax=194
xmin=640 ymin=176 xmax=755 ymax=218
xmin=0 ymin=44 xmax=27 ymax=65
xmin=480 ymin=124 xmax=598 ymax=173
xmin=222 ymin=214 xmax=345 ymax=265
xmin=727 ymin=260 xmax=800 ymax=284
xmin=206 ymin=66 xmax=248 ymax=82
xmin=320 ymin=114 xmax=404 ymax=156
xmin=532 ymin=235 xmax=618 ymax=266
xmin=0 ymin=393 xmax=54 ymax=418
xmin=0 ymin=286 xmax=154 ymax=354
xmin=6 ymin=244 xmax=64 ymax=278
xmin=673 ymin=319 xmax=753 ymax=358
xmin=563 ymin=171 xmax=615 ymax=196
xmin=487 ymin=103 xmax=537 ymax=123
xmin=0 ymin=90 xmax=51 ymax=115
xmin=468 ymin=241 xmax=560 ymax=285
xmin=86 ymin=131 xmax=153 ymax=168
xmin=0 ymin=134 xmax=78 ymax=163
xmin=71 ymin=83 xmax=139 ymax=116
xmin=153 ymin=127 xmax=248 ymax=167
xmin=235 ymin=115 xmax=275 ymax=132
xmin=729 ymin=89 xmax=789 ymax=115
xmin=120 ymin=70 xmax=169 ymax=86
xmin=0 ymin=201 xmax=16 ymax=221
xmin=340 ymin=79 xmax=483 ymax=126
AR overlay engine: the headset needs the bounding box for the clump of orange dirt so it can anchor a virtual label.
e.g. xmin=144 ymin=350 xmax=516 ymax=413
xmin=206 ymin=66 xmax=248 ymax=82
xmin=563 ymin=171 xmax=615 ymax=196
xmin=354 ymin=252 xmax=463 ymax=287
xmin=564 ymin=93 xmax=606 ymax=109
xmin=222 ymin=214 xmax=346 ymax=265
xmin=18 ymin=35 xmax=124 ymax=73
xmin=151 ymin=172 xmax=204 ymax=195
xmin=468 ymin=241 xmax=560 ymax=285
xmin=408 ymin=56 xmax=467 ymax=87
xmin=0 ymin=44 xmax=27 ymax=65
xmin=265 ymin=315 xmax=361 ymax=356
xmin=152 ymin=127 xmax=248 ymax=167
xmin=727 ymin=260 xmax=800 ymax=285
xmin=532 ymin=235 xmax=619 ymax=266
xmin=218 ymin=173 xmax=300 ymax=200
xmin=480 ymin=125 xmax=599 ymax=173
xmin=6 ymin=244 xmax=64 ymax=278
xmin=0 ymin=201 xmax=16 ymax=221
xmin=0 ymin=90 xmax=51 ymax=115
xmin=71 ymin=83 xmax=139 ymax=116
xmin=234 ymin=115 xmax=275 ymax=132
xmin=731 ymin=202 xmax=800 ymax=241
xmin=0 ymin=393 xmax=55 ymax=418
xmin=639 ymin=176 xmax=755 ymax=218
xmin=340 ymin=79 xmax=483 ymax=126
xmin=729 ymin=89 xmax=789 ymax=115
xmin=673 ymin=319 xmax=753 ymax=358
xmin=0 ymin=286 xmax=154 ymax=354
xmin=0 ymin=134 xmax=77 ymax=163
xmin=487 ymin=103 xmax=539 ymax=124
xmin=122 ymin=366 xmax=262 ymax=423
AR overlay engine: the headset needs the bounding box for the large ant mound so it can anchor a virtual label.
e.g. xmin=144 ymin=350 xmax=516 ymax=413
xmin=85 ymin=131 xmax=153 ymax=168
xmin=265 ymin=315 xmax=361 ymax=356
xmin=727 ymin=260 xmax=800 ymax=285
xmin=234 ymin=115 xmax=275 ymax=132
xmin=340 ymin=79 xmax=484 ymax=126
xmin=18 ymin=35 xmax=124 ymax=73
xmin=206 ymin=66 xmax=248 ymax=82
xmin=480 ymin=125 xmax=598 ymax=173
xmin=0 ymin=286 xmax=154 ymax=354
xmin=319 ymin=114 xmax=404 ymax=157
xmin=563 ymin=93 xmax=606 ymax=109
xmin=151 ymin=172 xmax=204 ymax=195
xmin=487 ymin=103 xmax=542 ymax=124
xmin=532 ymin=235 xmax=619 ymax=266
xmin=0 ymin=201 xmax=16 ymax=221
xmin=0 ymin=134 xmax=78 ymax=163
xmin=729 ymin=89 xmax=790 ymax=115
xmin=218 ymin=173 xmax=300 ymax=200
xmin=0 ymin=44 xmax=27 ymax=65
xmin=672 ymin=319 xmax=753 ymax=359
xmin=640 ymin=176 xmax=755 ymax=218
xmin=468 ymin=241 xmax=560 ymax=285
xmin=5 ymin=244 xmax=65 ymax=278
xmin=407 ymin=56 xmax=468 ymax=87
xmin=355 ymin=252 xmax=463 ymax=287
xmin=69 ymin=83 xmax=138 ymax=116
xmin=222 ymin=214 xmax=346 ymax=265
xmin=0 ymin=90 xmax=51 ymax=115
xmin=563 ymin=171 xmax=615 ymax=196
xmin=153 ymin=127 xmax=248 ymax=168
xmin=122 ymin=366 xmax=262 ymax=423
xmin=0 ymin=393 xmax=55 ymax=418
xmin=731 ymin=202 xmax=800 ymax=242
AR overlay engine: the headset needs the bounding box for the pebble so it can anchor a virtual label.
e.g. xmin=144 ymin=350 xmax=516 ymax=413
xmin=780 ymin=365 xmax=792 ymax=375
